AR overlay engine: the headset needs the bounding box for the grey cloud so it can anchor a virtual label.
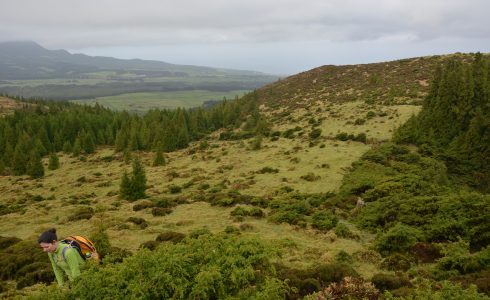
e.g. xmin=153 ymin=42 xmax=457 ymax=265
xmin=1 ymin=0 xmax=489 ymax=48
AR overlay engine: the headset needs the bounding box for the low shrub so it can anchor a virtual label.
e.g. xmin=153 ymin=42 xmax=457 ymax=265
xmin=140 ymin=240 xmax=159 ymax=250
xmin=410 ymin=242 xmax=442 ymax=263
xmin=334 ymin=223 xmax=354 ymax=239
xmin=126 ymin=217 xmax=148 ymax=229
xmin=375 ymin=223 xmax=421 ymax=256
xmin=230 ymin=206 xmax=249 ymax=217
xmin=239 ymin=223 xmax=254 ymax=231
xmin=311 ymin=211 xmax=338 ymax=231
xmin=168 ymin=185 xmax=182 ymax=194
xmin=156 ymin=231 xmax=186 ymax=244
xmin=380 ymin=253 xmax=413 ymax=271
xmin=371 ymin=273 xmax=411 ymax=291
xmin=335 ymin=250 xmax=354 ymax=264
xmin=249 ymin=207 xmax=265 ymax=218
xmin=132 ymin=200 xmax=155 ymax=211
xmin=224 ymin=226 xmax=241 ymax=234
xmin=300 ymin=172 xmax=321 ymax=181
xmin=67 ymin=206 xmax=94 ymax=221
xmin=151 ymin=207 xmax=173 ymax=216
xmin=318 ymin=277 xmax=379 ymax=300
xmin=257 ymin=167 xmax=279 ymax=174
xmin=0 ymin=236 xmax=21 ymax=250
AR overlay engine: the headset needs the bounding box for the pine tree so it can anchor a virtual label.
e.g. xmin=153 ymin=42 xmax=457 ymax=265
xmin=62 ymin=141 xmax=72 ymax=154
xmin=119 ymin=171 xmax=132 ymax=200
xmin=83 ymin=131 xmax=96 ymax=154
xmin=72 ymin=138 xmax=82 ymax=156
xmin=130 ymin=157 xmax=147 ymax=200
xmin=119 ymin=157 xmax=147 ymax=201
xmin=27 ymin=151 xmax=44 ymax=178
xmin=153 ymin=147 xmax=166 ymax=166
xmin=48 ymin=152 xmax=60 ymax=170
xmin=12 ymin=134 xmax=31 ymax=175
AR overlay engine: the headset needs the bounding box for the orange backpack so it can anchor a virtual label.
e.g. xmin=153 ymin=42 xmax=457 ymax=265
xmin=61 ymin=235 xmax=100 ymax=261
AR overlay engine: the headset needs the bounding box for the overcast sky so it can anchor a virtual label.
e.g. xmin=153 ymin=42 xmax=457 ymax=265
xmin=1 ymin=0 xmax=489 ymax=74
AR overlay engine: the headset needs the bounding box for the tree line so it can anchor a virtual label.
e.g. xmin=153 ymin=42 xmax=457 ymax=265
xmin=395 ymin=53 xmax=490 ymax=191
xmin=0 ymin=91 xmax=267 ymax=177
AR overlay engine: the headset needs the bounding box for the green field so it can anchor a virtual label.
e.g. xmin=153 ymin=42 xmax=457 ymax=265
xmin=70 ymin=90 xmax=250 ymax=112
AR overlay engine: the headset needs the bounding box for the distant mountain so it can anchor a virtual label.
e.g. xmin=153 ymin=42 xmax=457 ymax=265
xmin=0 ymin=41 xmax=277 ymax=100
xmin=0 ymin=41 xmax=270 ymax=80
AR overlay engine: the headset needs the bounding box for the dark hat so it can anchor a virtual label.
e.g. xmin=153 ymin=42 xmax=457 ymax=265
xmin=38 ymin=228 xmax=58 ymax=243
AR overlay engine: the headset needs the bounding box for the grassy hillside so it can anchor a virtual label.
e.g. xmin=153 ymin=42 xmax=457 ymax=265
xmin=0 ymin=53 xmax=489 ymax=299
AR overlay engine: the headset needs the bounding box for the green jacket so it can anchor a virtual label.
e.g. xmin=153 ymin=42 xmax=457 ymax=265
xmin=48 ymin=242 xmax=85 ymax=286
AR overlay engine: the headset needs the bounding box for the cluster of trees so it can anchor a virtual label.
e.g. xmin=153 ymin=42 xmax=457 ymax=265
xmin=338 ymin=54 xmax=490 ymax=295
xmin=395 ymin=53 xmax=490 ymax=191
xmin=0 ymin=92 xmax=268 ymax=177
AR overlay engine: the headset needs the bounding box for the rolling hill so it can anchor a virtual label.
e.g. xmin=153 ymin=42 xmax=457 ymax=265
xmin=0 ymin=41 xmax=277 ymax=101
xmin=0 ymin=52 xmax=489 ymax=299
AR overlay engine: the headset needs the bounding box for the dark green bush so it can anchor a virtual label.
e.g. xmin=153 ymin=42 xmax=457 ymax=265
xmin=375 ymin=223 xmax=421 ymax=256
xmin=154 ymin=198 xmax=174 ymax=208
xmin=0 ymin=239 xmax=53 ymax=288
xmin=248 ymin=207 xmax=265 ymax=218
xmin=127 ymin=217 xmax=148 ymax=229
xmin=371 ymin=273 xmax=411 ymax=291
xmin=168 ymin=185 xmax=182 ymax=194
xmin=0 ymin=236 xmax=21 ymax=250
xmin=59 ymin=235 xmax=288 ymax=299
xmin=336 ymin=132 xmax=350 ymax=141
xmin=309 ymin=128 xmax=322 ymax=139
xmin=334 ymin=223 xmax=354 ymax=239
xmin=230 ymin=206 xmax=249 ymax=217
xmin=67 ymin=206 xmax=94 ymax=221
xmin=311 ymin=211 xmax=338 ymax=231
xmin=189 ymin=228 xmax=212 ymax=239
xmin=151 ymin=207 xmax=173 ymax=216
xmin=335 ymin=250 xmax=354 ymax=264
xmin=380 ymin=253 xmax=413 ymax=271
xmin=156 ymin=231 xmax=186 ymax=244
xmin=133 ymin=200 xmax=155 ymax=211
xmin=140 ymin=240 xmax=159 ymax=250
xmin=257 ymin=167 xmax=279 ymax=174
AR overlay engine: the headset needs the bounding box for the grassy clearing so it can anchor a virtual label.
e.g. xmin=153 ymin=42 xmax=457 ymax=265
xmin=70 ymin=90 xmax=250 ymax=112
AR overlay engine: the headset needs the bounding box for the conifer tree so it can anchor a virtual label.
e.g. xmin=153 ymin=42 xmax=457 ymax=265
xmin=153 ymin=146 xmax=166 ymax=166
xmin=83 ymin=131 xmax=96 ymax=154
xmin=130 ymin=157 xmax=147 ymax=200
xmin=12 ymin=134 xmax=31 ymax=175
xmin=3 ymin=143 xmax=14 ymax=167
xmin=48 ymin=152 xmax=60 ymax=170
xmin=72 ymin=138 xmax=82 ymax=156
xmin=27 ymin=151 xmax=44 ymax=178
xmin=119 ymin=171 xmax=132 ymax=200
xmin=0 ymin=159 xmax=5 ymax=175
xmin=119 ymin=157 xmax=147 ymax=201
xmin=62 ymin=141 xmax=72 ymax=154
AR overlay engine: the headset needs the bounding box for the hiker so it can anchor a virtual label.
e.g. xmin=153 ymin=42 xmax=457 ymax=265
xmin=38 ymin=228 xmax=85 ymax=287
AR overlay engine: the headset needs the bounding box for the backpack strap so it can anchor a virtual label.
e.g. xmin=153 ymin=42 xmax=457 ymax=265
xmin=61 ymin=241 xmax=73 ymax=261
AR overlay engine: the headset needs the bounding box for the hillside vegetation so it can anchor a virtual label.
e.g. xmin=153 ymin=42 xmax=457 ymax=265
xmin=0 ymin=53 xmax=489 ymax=299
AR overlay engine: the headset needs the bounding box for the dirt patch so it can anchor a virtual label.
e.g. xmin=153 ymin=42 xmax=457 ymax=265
xmin=0 ymin=97 xmax=24 ymax=116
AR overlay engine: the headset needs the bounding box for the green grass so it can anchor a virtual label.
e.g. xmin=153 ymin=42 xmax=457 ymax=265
xmin=70 ymin=90 xmax=250 ymax=112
